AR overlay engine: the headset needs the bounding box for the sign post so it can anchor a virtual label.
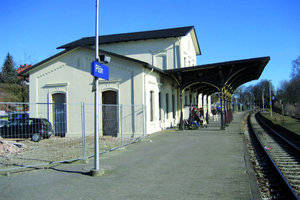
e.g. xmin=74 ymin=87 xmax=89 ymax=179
xmin=91 ymin=0 xmax=104 ymax=176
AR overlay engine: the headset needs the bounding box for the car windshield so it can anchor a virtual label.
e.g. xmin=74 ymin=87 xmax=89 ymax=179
xmin=42 ymin=119 xmax=51 ymax=127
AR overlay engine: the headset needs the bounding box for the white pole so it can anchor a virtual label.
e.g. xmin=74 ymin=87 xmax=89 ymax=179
xmin=269 ymin=80 xmax=272 ymax=117
xmin=262 ymin=88 xmax=265 ymax=112
xmin=94 ymin=0 xmax=100 ymax=172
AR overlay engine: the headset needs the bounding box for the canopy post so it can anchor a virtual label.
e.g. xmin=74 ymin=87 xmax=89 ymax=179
xmin=179 ymin=88 xmax=184 ymax=130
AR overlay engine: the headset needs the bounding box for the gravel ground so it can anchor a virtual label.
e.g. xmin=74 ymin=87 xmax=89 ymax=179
xmin=0 ymin=135 xmax=136 ymax=172
xmin=242 ymin=113 xmax=275 ymax=200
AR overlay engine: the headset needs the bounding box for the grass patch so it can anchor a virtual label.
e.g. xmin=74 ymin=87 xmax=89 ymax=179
xmin=261 ymin=111 xmax=300 ymax=134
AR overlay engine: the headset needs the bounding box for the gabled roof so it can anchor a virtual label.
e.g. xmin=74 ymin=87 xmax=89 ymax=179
xmin=18 ymin=46 xmax=165 ymax=76
xmin=57 ymin=26 xmax=200 ymax=54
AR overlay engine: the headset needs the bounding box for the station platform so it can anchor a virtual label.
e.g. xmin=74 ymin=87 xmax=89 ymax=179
xmin=0 ymin=112 xmax=260 ymax=200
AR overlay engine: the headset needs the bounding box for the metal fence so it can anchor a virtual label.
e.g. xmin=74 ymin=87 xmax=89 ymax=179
xmin=0 ymin=102 xmax=146 ymax=172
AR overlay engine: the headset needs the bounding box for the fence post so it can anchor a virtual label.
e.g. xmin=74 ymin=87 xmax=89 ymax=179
xmin=81 ymin=102 xmax=86 ymax=160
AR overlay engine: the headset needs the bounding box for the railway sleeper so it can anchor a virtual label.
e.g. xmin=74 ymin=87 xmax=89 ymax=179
xmin=276 ymin=155 xmax=300 ymax=159
xmin=276 ymin=161 xmax=300 ymax=165
xmin=276 ymin=158 xmax=300 ymax=162
xmin=284 ymin=173 xmax=300 ymax=178
xmin=285 ymin=175 xmax=300 ymax=181
xmin=280 ymin=168 xmax=300 ymax=173
xmin=293 ymin=186 xmax=300 ymax=193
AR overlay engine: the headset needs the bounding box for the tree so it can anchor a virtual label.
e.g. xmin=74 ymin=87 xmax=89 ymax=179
xmin=256 ymin=80 xmax=274 ymax=108
xmin=291 ymin=56 xmax=300 ymax=79
xmin=1 ymin=53 xmax=18 ymax=83
xmin=275 ymin=56 xmax=300 ymax=117
xmin=234 ymin=80 xmax=274 ymax=110
xmin=277 ymin=57 xmax=300 ymax=105
xmin=0 ymin=54 xmax=29 ymax=103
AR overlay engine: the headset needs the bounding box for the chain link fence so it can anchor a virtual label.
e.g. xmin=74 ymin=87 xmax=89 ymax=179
xmin=0 ymin=102 xmax=146 ymax=172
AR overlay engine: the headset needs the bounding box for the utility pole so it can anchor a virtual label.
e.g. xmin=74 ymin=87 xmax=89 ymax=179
xmin=269 ymin=80 xmax=272 ymax=117
xmin=262 ymin=88 xmax=265 ymax=112
xmin=280 ymin=100 xmax=284 ymax=119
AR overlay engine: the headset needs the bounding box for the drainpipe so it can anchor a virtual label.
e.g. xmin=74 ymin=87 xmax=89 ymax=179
xmin=177 ymin=38 xmax=181 ymax=68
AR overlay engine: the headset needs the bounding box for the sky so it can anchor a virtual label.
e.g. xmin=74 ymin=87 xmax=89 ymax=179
xmin=1 ymin=0 xmax=300 ymax=90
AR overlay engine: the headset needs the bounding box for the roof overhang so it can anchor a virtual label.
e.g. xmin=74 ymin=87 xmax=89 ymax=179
xmin=190 ymin=28 xmax=201 ymax=55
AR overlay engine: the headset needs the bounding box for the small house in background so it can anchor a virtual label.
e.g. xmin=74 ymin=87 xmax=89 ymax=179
xmin=16 ymin=64 xmax=32 ymax=74
xmin=17 ymin=64 xmax=31 ymax=83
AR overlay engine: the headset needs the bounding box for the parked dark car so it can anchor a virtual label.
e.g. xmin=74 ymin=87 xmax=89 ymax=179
xmin=0 ymin=119 xmax=8 ymax=127
xmin=0 ymin=118 xmax=53 ymax=142
xmin=8 ymin=112 xmax=29 ymax=121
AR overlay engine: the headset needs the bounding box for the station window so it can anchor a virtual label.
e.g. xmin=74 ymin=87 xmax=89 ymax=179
xmin=155 ymin=55 xmax=167 ymax=70
xmin=150 ymin=91 xmax=154 ymax=121
xmin=172 ymin=94 xmax=175 ymax=119
xmin=166 ymin=93 xmax=169 ymax=119
xmin=159 ymin=92 xmax=162 ymax=121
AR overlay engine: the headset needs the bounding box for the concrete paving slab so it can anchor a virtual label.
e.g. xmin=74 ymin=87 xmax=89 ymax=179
xmin=0 ymin=112 xmax=260 ymax=200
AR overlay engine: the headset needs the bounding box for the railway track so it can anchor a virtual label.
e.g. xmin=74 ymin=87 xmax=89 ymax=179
xmin=248 ymin=112 xmax=300 ymax=199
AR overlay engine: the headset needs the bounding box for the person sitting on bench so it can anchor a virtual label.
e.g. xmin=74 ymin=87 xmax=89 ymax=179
xmin=189 ymin=107 xmax=200 ymax=127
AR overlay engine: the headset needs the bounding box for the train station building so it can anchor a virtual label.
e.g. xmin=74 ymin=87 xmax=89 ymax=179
xmin=19 ymin=26 xmax=270 ymax=137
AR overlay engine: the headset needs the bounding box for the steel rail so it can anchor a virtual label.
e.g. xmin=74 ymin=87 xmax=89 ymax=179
xmin=255 ymin=112 xmax=300 ymax=151
xmin=248 ymin=113 xmax=300 ymax=200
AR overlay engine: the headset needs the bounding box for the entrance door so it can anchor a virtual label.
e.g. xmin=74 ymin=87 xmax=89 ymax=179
xmin=102 ymin=91 xmax=118 ymax=137
xmin=52 ymin=93 xmax=67 ymax=137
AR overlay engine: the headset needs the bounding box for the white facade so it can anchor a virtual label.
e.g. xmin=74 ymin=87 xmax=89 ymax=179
xmin=100 ymin=32 xmax=197 ymax=70
xmin=26 ymin=27 xmax=201 ymax=137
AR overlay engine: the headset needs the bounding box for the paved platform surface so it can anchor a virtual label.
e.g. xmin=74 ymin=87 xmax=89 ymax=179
xmin=0 ymin=112 xmax=260 ymax=200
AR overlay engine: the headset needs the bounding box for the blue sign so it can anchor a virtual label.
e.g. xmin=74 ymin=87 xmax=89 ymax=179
xmin=91 ymin=61 xmax=109 ymax=80
xmin=272 ymin=96 xmax=275 ymax=101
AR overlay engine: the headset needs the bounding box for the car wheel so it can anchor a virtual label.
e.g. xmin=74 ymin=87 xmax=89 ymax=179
xmin=32 ymin=133 xmax=41 ymax=142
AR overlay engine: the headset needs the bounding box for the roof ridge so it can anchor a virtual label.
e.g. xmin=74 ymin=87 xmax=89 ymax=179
xmin=83 ymin=25 xmax=194 ymax=39
xmin=98 ymin=25 xmax=194 ymax=38
xmin=57 ymin=26 xmax=195 ymax=49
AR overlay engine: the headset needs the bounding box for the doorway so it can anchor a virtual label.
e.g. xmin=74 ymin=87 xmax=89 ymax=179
xmin=102 ymin=90 xmax=118 ymax=137
xmin=52 ymin=93 xmax=67 ymax=137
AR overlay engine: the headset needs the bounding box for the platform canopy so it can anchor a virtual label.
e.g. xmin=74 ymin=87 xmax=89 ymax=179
xmin=165 ymin=56 xmax=270 ymax=130
xmin=165 ymin=56 xmax=270 ymax=95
